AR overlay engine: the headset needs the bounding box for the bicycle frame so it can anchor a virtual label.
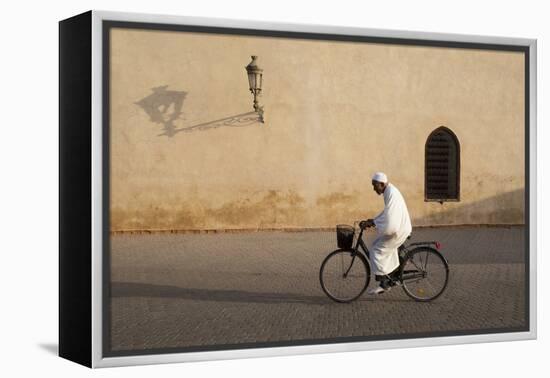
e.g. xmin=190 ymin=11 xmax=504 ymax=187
xmin=349 ymin=226 xmax=446 ymax=282
xmin=352 ymin=227 xmax=371 ymax=260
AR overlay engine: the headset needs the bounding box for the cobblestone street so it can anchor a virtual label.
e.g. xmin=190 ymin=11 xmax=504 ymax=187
xmin=109 ymin=226 xmax=527 ymax=353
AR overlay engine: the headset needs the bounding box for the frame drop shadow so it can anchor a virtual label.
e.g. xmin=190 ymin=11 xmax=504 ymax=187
xmin=37 ymin=343 xmax=58 ymax=356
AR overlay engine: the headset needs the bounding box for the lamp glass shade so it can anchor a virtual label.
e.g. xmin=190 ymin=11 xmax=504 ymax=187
xmin=258 ymin=73 xmax=262 ymax=91
xmin=246 ymin=56 xmax=263 ymax=92
xmin=247 ymin=72 xmax=256 ymax=91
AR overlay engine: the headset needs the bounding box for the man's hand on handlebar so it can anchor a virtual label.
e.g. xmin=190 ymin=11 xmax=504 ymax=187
xmin=359 ymin=219 xmax=375 ymax=229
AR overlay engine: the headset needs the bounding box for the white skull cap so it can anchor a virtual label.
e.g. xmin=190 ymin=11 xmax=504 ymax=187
xmin=372 ymin=172 xmax=388 ymax=183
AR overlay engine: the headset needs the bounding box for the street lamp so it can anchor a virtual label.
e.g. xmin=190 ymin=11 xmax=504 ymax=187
xmin=245 ymin=55 xmax=264 ymax=123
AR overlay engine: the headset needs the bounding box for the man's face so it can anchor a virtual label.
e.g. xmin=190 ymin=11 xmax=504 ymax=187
xmin=372 ymin=180 xmax=386 ymax=195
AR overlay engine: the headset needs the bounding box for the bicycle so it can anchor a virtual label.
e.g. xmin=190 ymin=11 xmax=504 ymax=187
xmin=319 ymin=221 xmax=449 ymax=303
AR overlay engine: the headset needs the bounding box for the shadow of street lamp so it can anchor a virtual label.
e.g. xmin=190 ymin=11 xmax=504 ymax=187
xmin=245 ymin=55 xmax=265 ymax=123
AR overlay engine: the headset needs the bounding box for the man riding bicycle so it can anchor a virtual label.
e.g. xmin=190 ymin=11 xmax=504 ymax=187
xmin=360 ymin=172 xmax=412 ymax=295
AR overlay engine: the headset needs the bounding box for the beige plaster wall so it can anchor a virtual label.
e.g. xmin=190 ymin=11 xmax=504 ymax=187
xmin=109 ymin=28 xmax=525 ymax=231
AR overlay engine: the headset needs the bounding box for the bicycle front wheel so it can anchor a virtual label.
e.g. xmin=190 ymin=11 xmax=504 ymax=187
xmin=320 ymin=249 xmax=370 ymax=303
xmin=400 ymin=247 xmax=449 ymax=302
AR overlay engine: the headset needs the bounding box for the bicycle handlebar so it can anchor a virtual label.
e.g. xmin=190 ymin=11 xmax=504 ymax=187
xmin=358 ymin=220 xmax=375 ymax=230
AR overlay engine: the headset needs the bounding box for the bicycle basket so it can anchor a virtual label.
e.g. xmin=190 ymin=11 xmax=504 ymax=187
xmin=336 ymin=224 xmax=355 ymax=249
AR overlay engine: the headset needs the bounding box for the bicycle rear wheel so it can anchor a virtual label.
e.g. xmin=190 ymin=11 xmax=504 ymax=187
xmin=400 ymin=247 xmax=449 ymax=302
xmin=320 ymin=249 xmax=370 ymax=303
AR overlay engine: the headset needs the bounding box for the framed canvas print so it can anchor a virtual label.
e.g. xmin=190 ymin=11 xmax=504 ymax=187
xmin=59 ymin=10 xmax=537 ymax=368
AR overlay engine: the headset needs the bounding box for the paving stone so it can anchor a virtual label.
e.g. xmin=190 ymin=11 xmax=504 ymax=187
xmin=109 ymin=226 xmax=527 ymax=352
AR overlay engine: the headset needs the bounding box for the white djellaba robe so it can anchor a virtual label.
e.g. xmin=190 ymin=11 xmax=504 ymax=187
xmin=371 ymin=183 xmax=413 ymax=275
